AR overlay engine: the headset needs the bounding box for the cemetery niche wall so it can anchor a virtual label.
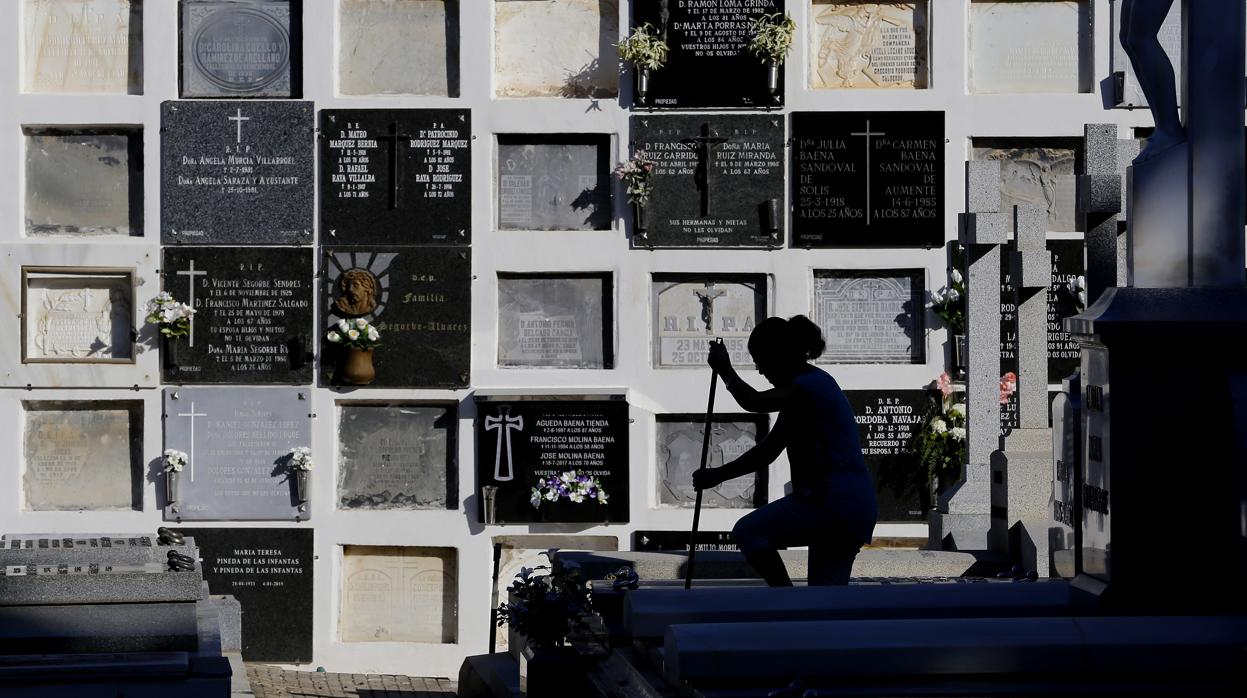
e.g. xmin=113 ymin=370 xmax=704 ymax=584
xmin=809 ymin=1 xmax=929 ymax=90
xmin=337 ymin=403 xmax=457 ymax=510
xmin=652 ymin=274 xmax=767 ymax=368
xmin=497 ymin=135 xmax=611 ymax=231
xmin=475 ymin=396 xmax=629 ymax=524
xmin=180 ymin=0 xmax=300 ymax=98
xmin=496 ymin=274 xmax=613 ymax=369
xmin=656 ymin=414 xmax=768 ymax=509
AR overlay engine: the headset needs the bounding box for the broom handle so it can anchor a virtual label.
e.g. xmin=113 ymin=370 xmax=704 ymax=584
xmin=686 ymin=339 xmax=723 ymax=590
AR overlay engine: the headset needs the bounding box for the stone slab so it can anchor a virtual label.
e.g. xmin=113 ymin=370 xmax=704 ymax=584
xmin=23 ymin=0 xmax=142 ymax=94
xmin=341 ymin=545 xmax=457 ymax=644
xmin=162 ymin=387 xmax=312 ymax=522
xmin=339 ymin=0 xmax=459 ymax=97
xmin=162 ymin=247 xmax=314 ymax=385
xmin=497 ymin=135 xmax=610 ymax=231
xmin=497 ymin=274 xmax=610 ymax=368
xmin=961 ymin=211 xmax=1009 ymax=246
xmin=652 ymin=274 xmax=766 ymax=368
xmin=0 ymin=534 xmax=197 ymax=566
xmin=320 ymin=108 xmax=471 ymax=245
xmin=633 ymin=531 xmax=737 ymax=552
xmin=968 ymin=0 xmax=1091 ymax=94
xmin=494 ymin=0 xmax=617 ymax=98
xmin=966 ymin=160 xmax=1002 ymax=213
xmin=22 ymin=401 xmax=141 ymax=511
xmin=973 ymin=140 xmax=1080 ymax=233
xmin=0 ymin=603 xmax=199 ymax=654
xmin=814 ymin=271 xmax=924 ymax=365
xmin=792 ymin=110 xmax=944 ymax=246
xmin=181 ymin=0 xmax=295 ymax=98
xmin=1047 ymin=239 xmax=1084 ymax=382
xmin=1079 ymin=174 xmax=1123 ymax=215
xmin=337 ymin=403 xmax=456 ymax=510
xmin=0 ymin=569 xmax=202 ymax=606
xmin=25 ymin=128 xmax=142 ymax=236
xmin=161 ymin=100 xmax=314 ymax=245
xmin=656 ymin=415 xmax=767 ymax=509
xmin=810 ymin=2 xmax=928 ymax=90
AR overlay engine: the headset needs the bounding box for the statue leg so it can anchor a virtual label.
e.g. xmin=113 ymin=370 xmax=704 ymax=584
xmin=1121 ymin=0 xmax=1184 ymax=161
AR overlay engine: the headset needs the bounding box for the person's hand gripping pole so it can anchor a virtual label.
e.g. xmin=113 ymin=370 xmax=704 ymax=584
xmin=685 ymin=337 xmax=724 ymax=590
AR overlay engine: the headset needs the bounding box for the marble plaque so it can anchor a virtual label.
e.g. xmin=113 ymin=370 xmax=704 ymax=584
xmin=1047 ymin=240 xmax=1084 ymax=382
xmin=320 ymin=109 xmax=471 ymax=245
xmin=656 ymin=415 xmax=767 ymax=509
xmin=321 ymin=247 xmax=471 ymax=388
xmin=973 ymin=140 xmax=1079 ymax=233
xmin=341 ymin=546 xmax=457 ymax=643
xmin=161 ymin=101 xmax=314 ymax=245
xmin=813 ymin=270 xmax=924 ymax=364
xmin=23 ymin=401 xmax=141 ymax=511
xmin=22 ymin=269 xmax=133 ymax=362
xmin=494 ymin=0 xmax=618 ymax=98
xmin=338 ymin=404 xmax=456 ymax=510
xmin=969 ymin=1 xmax=1091 ymax=94
xmin=339 ymin=0 xmax=459 ymax=96
xmin=844 ymin=390 xmax=927 ymax=521
xmin=652 ymin=275 xmax=766 ymax=368
xmin=23 ymin=0 xmax=142 ymax=94
xmin=632 ymin=0 xmax=784 ymax=109
xmin=791 ymin=111 xmax=944 ymax=247
xmin=810 ymin=2 xmax=928 ymax=89
xmin=25 ymin=129 xmax=142 ymax=237
xmin=181 ymin=0 xmax=294 ymax=98
xmin=162 ymin=388 xmax=312 ymax=521
xmin=497 ymin=275 xmax=610 ymax=369
xmin=497 ymin=136 xmax=611 ymax=231
xmin=630 ymin=115 xmax=786 ymax=247
xmin=475 ymin=397 xmax=629 ymax=524
xmin=161 ymin=247 xmax=314 ymax=385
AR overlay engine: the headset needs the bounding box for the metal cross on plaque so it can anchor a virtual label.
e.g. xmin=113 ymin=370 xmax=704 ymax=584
xmin=484 ymin=406 xmax=524 ymax=482
xmin=376 ymin=122 xmax=415 ymax=210
xmin=686 ymin=123 xmax=729 ymax=217
xmin=850 ymin=119 xmax=887 ymax=225
xmin=694 ymin=281 xmax=727 ymax=334
xmin=175 ymin=260 xmax=207 ymax=347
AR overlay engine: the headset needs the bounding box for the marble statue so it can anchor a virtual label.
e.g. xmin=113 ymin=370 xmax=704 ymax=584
xmin=1120 ymin=0 xmax=1184 ymax=161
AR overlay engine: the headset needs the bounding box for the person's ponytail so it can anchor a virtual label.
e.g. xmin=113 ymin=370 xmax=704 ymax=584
xmin=787 ymin=315 xmax=826 ymax=361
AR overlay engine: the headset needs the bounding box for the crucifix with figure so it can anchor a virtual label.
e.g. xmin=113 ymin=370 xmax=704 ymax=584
xmin=175 ymin=260 xmax=206 ymax=348
xmin=686 ymin=123 xmax=729 ymax=217
xmin=851 ymin=119 xmax=886 ymax=225
xmin=694 ymin=281 xmax=726 ymax=334
xmin=376 ymin=121 xmax=415 ymax=211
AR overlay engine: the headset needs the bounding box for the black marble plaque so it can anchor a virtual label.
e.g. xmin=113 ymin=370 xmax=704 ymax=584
xmin=162 ymin=247 xmax=313 ymax=384
xmin=844 ymin=390 xmax=927 ymax=522
xmin=475 ymin=398 xmax=629 ymax=524
xmin=181 ymin=0 xmax=298 ymax=98
xmin=321 ymin=246 xmax=471 ymax=388
xmin=320 ymin=109 xmax=471 ymax=245
xmin=792 ymin=111 xmax=944 ymax=247
xmin=1047 ymin=239 xmax=1084 ymax=382
xmin=172 ymin=527 xmax=312 ymax=662
xmin=161 ymin=100 xmax=314 ymax=245
xmin=632 ymin=0 xmax=784 ymax=109
xmin=497 ymin=135 xmax=611 ymax=231
xmin=633 ymin=530 xmax=738 ymax=552
xmin=630 ymin=114 xmax=784 ymax=247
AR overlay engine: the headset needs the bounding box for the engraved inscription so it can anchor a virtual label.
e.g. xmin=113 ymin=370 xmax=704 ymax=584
xmin=23 ymin=404 xmax=137 ymax=511
xmin=341 ymin=546 xmax=457 ymax=643
xmin=657 ymin=418 xmax=762 ymax=508
xmin=24 ymin=0 xmax=141 ymax=94
xmin=25 ymin=272 xmax=132 ymax=361
xmin=811 ymin=2 xmax=927 ymax=89
xmin=813 ymin=270 xmax=923 ymax=364
xmin=653 ymin=276 xmax=765 ymax=368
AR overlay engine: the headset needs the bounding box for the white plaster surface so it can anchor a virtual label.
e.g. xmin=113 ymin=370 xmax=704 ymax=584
xmin=494 ymin=0 xmax=618 ymax=98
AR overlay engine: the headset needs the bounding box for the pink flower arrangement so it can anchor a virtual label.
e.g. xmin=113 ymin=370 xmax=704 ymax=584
xmin=999 ymin=371 xmax=1018 ymax=405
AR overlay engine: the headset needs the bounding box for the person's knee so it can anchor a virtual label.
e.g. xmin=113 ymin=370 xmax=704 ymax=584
xmin=732 ymin=516 xmax=768 ymax=554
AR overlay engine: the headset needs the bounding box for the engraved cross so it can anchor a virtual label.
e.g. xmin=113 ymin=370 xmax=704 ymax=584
xmin=175 ymin=260 xmax=206 ymax=347
xmin=694 ymin=281 xmax=726 ymax=334
xmin=376 ymin=121 xmax=415 ymax=210
xmin=176 ymin=402 xmax=207 ymax=483
xmin=850 ymin=119 xmax=886 ymax=225
xmin=483 ymin=406 xmax=524 ymax=482
xmin=228 ymin=108 xmax=251 ymax=144
xmin=686 ymin=123 xmax=729 ymax=217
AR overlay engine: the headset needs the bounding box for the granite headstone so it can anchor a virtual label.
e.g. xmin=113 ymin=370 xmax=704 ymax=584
xmin=652 ymin=274 xmax=766 ymax=368
xmin=337 ymin=404 xmax=456 ymax=510
xmin=630 ymin=114 xmax=785 ymax=247
xmin=845 ymin=390 xmax=927 ymax=521
xmin=180 ymin=0 xmax=297 ymax=98
xmin=162 ymin=387 xmax=312 ymax=521
xmin=161 ymin=100 xmax=314 ymax=245
xmin=497 ymin=274 xmax=611 ymax=369
xmin=656 ymin=415 xmax=767 ymax=509
xmin=24 ymin=128 xmax=142 ymax=236
xmin=812 ymin=270 xmax=924 ymax=364
xmin=497 ymin=135 xmax=610 ymax=231
xmin=161 ymin=247 xmax=314 ymax=385
xmin=475 ymin=397 xmax=629 ymax=524
xmin=320 ymin=109 xmax=471 ymax=245
xmin=792 ymin=110 xmax=944 ymax=246
xmin=321 ymin=246 xmax=471 ymax=388
xmin=972 ymin=139 xmax=1081 ymax=233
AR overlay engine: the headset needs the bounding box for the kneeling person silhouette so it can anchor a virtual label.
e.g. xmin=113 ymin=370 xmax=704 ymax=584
xmin=693 ymin=315 xmax=878 ymax=586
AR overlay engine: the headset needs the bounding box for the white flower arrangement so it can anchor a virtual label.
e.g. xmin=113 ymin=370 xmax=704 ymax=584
xmin=948 ymin=427 xmax=967 ymax=442
xmin=288 ymin=446 xmax=313 ymax=471
xmin=327 ymin=317 xmax=381 ymax=349
xmin=530 ymin=470 xmax=609 ymax=509
xmin=163 ymin=449 xmax=188 ymax=473
xmin=144 ymin=292 xmax=196 ymax=338
xmin=1067 ymin=275 xmax=1088 ymax=310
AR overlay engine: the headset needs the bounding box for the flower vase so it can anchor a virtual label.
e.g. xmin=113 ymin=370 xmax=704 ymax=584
xmin=166 ymin=470 xmax=180 ymax=504
xmin=527 ymin=646 xmax=590 ymax=697
xmin=766 ymin=60 xmax=781 ymax=95
xmin=162 ymin=336 xmax=178 ymax=370
xmin=340 ymin=347 xmax=375 ymax=385
xmin=295 ymin=469 xmax=309 ymax=503
xmin=635 ymin=66 xmax=651 ymax=104
xmin=633 ymin=202 xmax=647 ymax=234
xmin=952 ymin=334 xmax=968 ymax=377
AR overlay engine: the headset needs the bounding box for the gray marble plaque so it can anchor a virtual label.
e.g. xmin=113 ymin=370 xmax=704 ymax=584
xmin=161 ymin=100 xmax=314 ymax=244
xmin=973 ymin=140 xmax=1079 ymax=232
xmin=338 ymin=404 xmax=455 ymax=510
xmin=652 ymin=275 xmax=766 ymax=368
xmin=497 ymin=136 xmax=610 ymax=230
xmin=25 ymin=128 xmax=142 ymax=236
xmin=162 ymin=387 xmax=311 ymax=521
xmin=181 ymin=0 xmax=294 ymax=98
xmin=657 ymin=416 xmax=766 ymax=509
xmin=497 ymin=275 xmax=609 ymax=368
xmin=813 ymin=270 xmax=924 ymax=364
xmin=339 ymin=0 xmax=459 ymax=97
xmin=23 ymin=401 xmax=141 ymax=511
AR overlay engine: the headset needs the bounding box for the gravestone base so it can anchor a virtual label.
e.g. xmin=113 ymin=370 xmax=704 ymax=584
xmin=990 ymin=429 xmax=1056 ymax=569
xmin=930 ymin=461 xmax=992 ymax=550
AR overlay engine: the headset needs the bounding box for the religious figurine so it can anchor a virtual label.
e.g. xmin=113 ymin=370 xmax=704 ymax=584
xmin=334 ymin=268 xmax=378 ymax=317
xmin=1120 ymin=0 xmax=1184 ymax=162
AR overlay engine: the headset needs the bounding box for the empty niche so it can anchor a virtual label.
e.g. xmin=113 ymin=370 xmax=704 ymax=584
xmin=23 ymin=0 xmax=143 ymax=94
xmin=651 ymin=274 xmax=768 ymax=369
xmin=22 ymin=267 xmax=135 ymax=363
xmin=337 ymin=403 xmax=457 ymax=510
xmin=656 ymin=414 xmax=769 ymax=509
xmin=812 ymin=270 xmax=924 ymax=364
xmin=497 ymin=135 xmax=612 ymax=231
xmin=23 ymin=400 xmax=143 ymax=511
xmin=809 ymin=1 xmax=929 ymax=89
xmin=972 ymin=137 xmax=1084 ymax=233
xmin=968 ymin=0 xmax=1092 ymax=94
xmin=340 ymin=545 xmax=458 ymax=643
xmin=25 ymin=127 xmax=143 ymax=237
xmin=494 ymin=0 xmax=619 ymax=98
xmin=339 ymin=0 xmax=460 ymax=96
xmin=496 ymin=273 xmax=613 ymax=369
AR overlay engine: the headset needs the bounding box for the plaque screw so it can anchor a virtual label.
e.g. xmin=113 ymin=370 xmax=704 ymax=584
xmin=171 ymin=504 xmax=180 ymax=513
xmin=458 ymin=229 xmax=466 ymax=237
xmin=297 ymin=393 xmax=306 ymax=400
xmin=171 ymin=391 xmax=180 ymax=400
xmin=298 ymin=505 xmax=307 ymax=513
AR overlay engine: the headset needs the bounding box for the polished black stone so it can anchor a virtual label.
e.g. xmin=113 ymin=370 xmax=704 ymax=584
xmin=320 ymin=109 xmax=471 ymax=245
xmin=843 ymin=390 xmax=929 ymax=522
xmin=162 ymin=247 xmax=313 ymax=385
xmin=1048 ymin=239 xmax=1085 ymax=382
xmin=633 ymin=530 xmax=738 ymax=552
xmin=792 ymin=111 xmax=944 ymax=247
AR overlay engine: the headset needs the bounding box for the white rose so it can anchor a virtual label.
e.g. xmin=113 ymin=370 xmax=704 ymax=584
xmin=338 ymin=319 xmax=350 ymax=332
xmin=327 ymin=331 xmax=341 ymax=342
xmin=949 ymin=403 xmax=966 ymax=417
xmin=950 ymin=269 xmax=963 ymax=284
xmin=949 ymin=427 xmax=967 ymax=441
xmin=347 ymin=329 xmax=360 ymax=340
xmin=354 ymin=318 xmax=368 ymax=329
xmin=946 ymin=288 xmax=961 ymax=302
xmin=366 ymin=328 xmax=379 ymax=341
xmin=931 ymin=418 xmax=948 ymax=434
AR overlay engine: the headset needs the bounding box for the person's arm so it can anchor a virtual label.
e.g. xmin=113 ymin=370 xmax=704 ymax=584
xmin=708 ymin=341 xmax=802 ymax=413
xmin=692 ymin=416 xmax=789 ymax=490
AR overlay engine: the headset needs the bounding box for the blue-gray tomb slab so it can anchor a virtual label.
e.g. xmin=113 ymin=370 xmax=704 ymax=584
xmin=163 ymin=387 xmax=311 ymax=521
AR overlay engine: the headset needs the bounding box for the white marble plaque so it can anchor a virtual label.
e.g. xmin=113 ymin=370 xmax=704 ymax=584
xmin=810 ymin=1 xmax=928 ymax=89
xmin=973 ymin=142 xmax=1078 ymax=232
xmin=341 ymin=546 xmax=457 ymax=643
xmin=813 ymin=270 xmax=923 ymax=364
xmin=652 ymin=275 xmax=766 ymax=368
xmin=339 ymin=0 xmax=457 ymax=96
xmin=657 ymin=417 xmax=763 ymax=508
xmin=497 ymin=276 xmax=608 ymax=368
xmin=494 ymin=0 xmax=618 ymax=98
xmin=23 ymin=402 xmax=139 ymax=511
xmin=337 ymin=404 xmax=454 ymax=510
xmin=25 ymin=129 xmax=141 ymax=236
xmin=23 ymin=0 xmax=142 ymax=94
xmin=969 ymin=1 xmax=1090 ymax=94
xmin=23 ymin=270 xmax=133 ymax=362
